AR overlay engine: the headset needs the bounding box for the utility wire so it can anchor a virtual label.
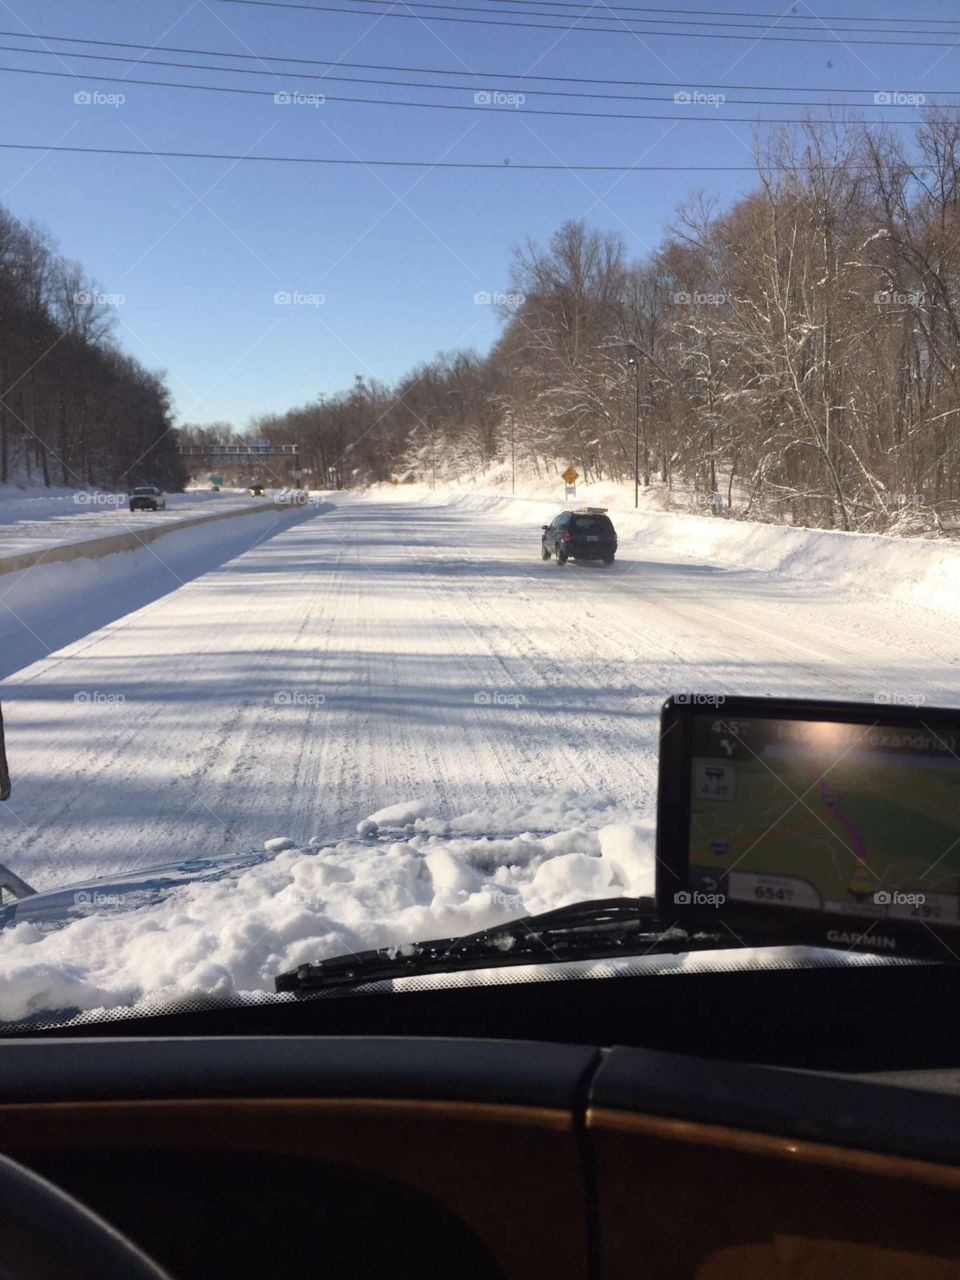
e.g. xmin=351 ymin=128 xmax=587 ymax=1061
xmin=3 ymin=28 xmax=956 ymax=96
xmin=0 ymin=61 xmax=936 ymax=124
xmin=381 ymin=0 xmax=960 ymax=22
xmin=212 ymin=0 xmax=960 ymax=47
xmin=284 ymin=0 xmax=960 ymax=36
xmin=0 ymin=141 xmax=895 ymax=169
xmin=0 ymin=38 xmax=947 ymax=108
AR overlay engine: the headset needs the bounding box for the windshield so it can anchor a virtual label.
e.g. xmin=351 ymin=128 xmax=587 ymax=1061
xmin=0 ymin=2 xmax=957 ymax=1029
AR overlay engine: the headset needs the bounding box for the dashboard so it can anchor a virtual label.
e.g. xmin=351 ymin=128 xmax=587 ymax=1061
xmin=4 ymin=959 xmax=960 ymax=1280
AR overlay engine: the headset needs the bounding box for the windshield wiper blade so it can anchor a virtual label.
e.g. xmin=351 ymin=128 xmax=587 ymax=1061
xmin=274 ymin=896 xmax=777 ymax=994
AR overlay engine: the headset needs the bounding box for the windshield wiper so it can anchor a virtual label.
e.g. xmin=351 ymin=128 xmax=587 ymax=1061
xmin=274 ymin=896 xmax=783 ymax=994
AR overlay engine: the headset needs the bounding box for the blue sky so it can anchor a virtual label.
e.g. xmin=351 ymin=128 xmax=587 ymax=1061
xmin=0 ymin=0 xmax=957 ymax=426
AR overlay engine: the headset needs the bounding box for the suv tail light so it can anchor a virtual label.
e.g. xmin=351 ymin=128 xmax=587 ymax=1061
xmin=562 ymin=530 xmax=572 ymax=543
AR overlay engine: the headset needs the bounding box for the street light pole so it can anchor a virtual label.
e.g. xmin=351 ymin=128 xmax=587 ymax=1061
xmin=627 ymin=353 xmax=640 ymax=508
xmin=510 ymin=412 xmax=516 ymax=495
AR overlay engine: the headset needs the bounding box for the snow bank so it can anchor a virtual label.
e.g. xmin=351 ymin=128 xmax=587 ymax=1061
xmin=0 ymin=797 xmax=651 ymax=1023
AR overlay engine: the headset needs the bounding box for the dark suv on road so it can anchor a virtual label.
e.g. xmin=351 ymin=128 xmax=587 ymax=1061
xmin=541 ymin=508 xmax=618 ymax=565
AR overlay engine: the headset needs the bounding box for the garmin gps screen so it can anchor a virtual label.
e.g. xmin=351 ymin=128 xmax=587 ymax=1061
xmin=687 ymin=712 xmax=960 ymax=925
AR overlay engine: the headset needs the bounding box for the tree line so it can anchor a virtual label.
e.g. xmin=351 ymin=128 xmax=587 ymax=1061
xmin=0 ymin=205 xmax=184 ymax=491
xmin=227 ymin=113 xmax=960 ymax=534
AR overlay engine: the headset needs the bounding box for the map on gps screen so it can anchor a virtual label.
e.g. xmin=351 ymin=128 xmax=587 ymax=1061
xmin=688 ymin=715 xmax=960 ymax=925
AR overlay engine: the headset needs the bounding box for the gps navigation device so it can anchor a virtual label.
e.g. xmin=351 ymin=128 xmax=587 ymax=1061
xmin=656 ymin=695 xmax=960 ymax=961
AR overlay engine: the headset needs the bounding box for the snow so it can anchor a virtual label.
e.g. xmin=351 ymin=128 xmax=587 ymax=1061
xmin=365 ymin=799 xmax=434 ymax=827
xmin=0 ymin=502 xmax=321 ymax=679
xmin=373 ymin=479 xmax=960 ymax=619
xmin=0 ymin=801 xmax=637 ymax=1022
xmin=0 ymin=485 xmax=958 ymax=1020
xmin=0 ymin=486 xmax=279 ymax=564
xmin=598 ymin=821 xmax=657 ymax=897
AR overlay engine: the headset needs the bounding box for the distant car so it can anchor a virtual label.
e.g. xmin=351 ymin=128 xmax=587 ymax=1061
xmin=541 ymin=508 xmax=617 ymax=565
xmin=248 ymin=485 xmax=266 ymax=497
xmin=128 ymin=485 xmax=166 ymax=512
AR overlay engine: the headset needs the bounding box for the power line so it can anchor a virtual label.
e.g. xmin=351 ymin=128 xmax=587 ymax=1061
xmin=0 ymin=47 xmax=946 ymax=112
xmin=0 ymin=61 xmax=937 ymax=125
xmin=0 ymin=141 xmax=895 ymax=170
xmin=213 ymin=0 xmax=960 ymax=46
xmin=3 ymin=28 xmax=957 ymax=97
xmin=378 ymin=0 xmax=960 ymax=23
xmin=299 ymin=0 xmax=960 ymax=36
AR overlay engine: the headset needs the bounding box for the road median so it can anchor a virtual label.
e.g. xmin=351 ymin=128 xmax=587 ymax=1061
xmin=0 ymin=498 xmax=308 ymax=578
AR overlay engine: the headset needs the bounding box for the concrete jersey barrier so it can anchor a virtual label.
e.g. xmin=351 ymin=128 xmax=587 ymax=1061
xmin=0 ymin=499 xmax=302 ymax=578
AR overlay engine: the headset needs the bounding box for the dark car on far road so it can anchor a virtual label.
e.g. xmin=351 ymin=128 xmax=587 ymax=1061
xmin=541 ymin=507 xmax=617 ymax=566
xmin=128 ymin=485 xmax=166 ymax=512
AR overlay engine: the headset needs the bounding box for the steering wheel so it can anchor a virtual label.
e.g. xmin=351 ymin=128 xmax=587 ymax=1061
xmin=0 ymin=1152 xmax=171 ymax=1279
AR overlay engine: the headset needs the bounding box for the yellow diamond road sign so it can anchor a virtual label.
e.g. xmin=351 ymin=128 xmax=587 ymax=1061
xmin=561 ymin=466 xmax=578 ymax=485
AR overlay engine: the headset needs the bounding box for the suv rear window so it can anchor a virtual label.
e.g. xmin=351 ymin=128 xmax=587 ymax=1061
xmin=571 ymin=515 xmax=613 ymax=533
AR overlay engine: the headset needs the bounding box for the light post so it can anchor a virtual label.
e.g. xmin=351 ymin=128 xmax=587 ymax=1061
xmin=431 ymin=412 xmax=439 ymax=491
xmin=626 ymin=351 xmax=641 ymax=508
xmin=510 ymin=411 xmax=516 ymax=495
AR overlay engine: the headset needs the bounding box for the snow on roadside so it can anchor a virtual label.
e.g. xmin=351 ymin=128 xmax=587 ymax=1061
xmin=0 ymin=798 xmax=651 ymax=1024
xmin=370 ymin=481 xmax=960 ymax=620
xmin=0 ymin=502 xmax=312 ymax=679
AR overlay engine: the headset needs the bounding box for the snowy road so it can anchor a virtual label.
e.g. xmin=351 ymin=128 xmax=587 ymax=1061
xmin=1 ymin=493 xmax=958 ymax=892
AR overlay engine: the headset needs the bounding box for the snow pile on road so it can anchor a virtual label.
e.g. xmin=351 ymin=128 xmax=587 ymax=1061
xmin=0 ymin=799 xmax=654 ymax=1024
